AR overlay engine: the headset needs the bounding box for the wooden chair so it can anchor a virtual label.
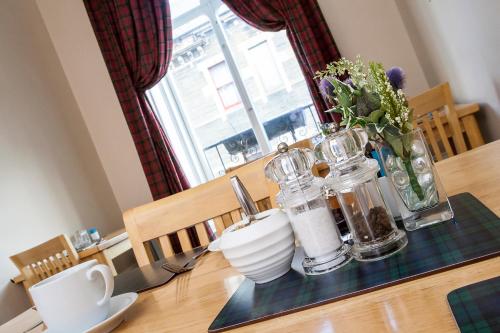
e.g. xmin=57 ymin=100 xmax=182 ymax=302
xmin=10 ymin=235 xmax=79 ymax=291
xmin=124 ymin=157 xmax=276 ymax=267
xmin=124 ymin=137 xmax=318 ymax=267
xmin=409 ymin=82 xmax=485 ymax=161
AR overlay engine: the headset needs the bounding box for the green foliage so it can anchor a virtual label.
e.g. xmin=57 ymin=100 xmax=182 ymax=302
xmin=356 ymin=87 xmax=381 ymax=117
xmin=315 ymin=56 xmax=413 ymax=144
xmin=368 ymin=62 xmax=412 ymax=134
xmin=317 ymin=56 xmax=424 ymax=200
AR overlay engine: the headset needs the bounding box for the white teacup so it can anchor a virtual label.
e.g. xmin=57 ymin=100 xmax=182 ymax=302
xmin=29 ymin=260 xmax=114 ymax=333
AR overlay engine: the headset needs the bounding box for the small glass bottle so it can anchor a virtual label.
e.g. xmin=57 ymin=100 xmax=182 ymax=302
xmin=317 ymin=128 xmax=408 ymax=261
xmin=88 ymin=228 xmax=101 ymax=243
xmin=265 ymin=143 xmax=352 ymax=275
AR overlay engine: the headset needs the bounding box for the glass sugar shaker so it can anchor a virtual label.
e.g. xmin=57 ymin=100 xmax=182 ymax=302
xmin=264 ymin=142 xmax=352 ymax=275
xmin=316 ymin=128 xmax=408 ymax=261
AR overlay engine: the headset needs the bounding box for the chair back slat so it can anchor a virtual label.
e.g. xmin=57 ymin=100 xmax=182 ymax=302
xmin=212 ymin=216 xmax=226 ymax=237
xmin=441 ymin=85 xmax=468 ymax=154
xmin=221 ymin=212 xmax=234 ymax=229
xmin=43 ymin=260 xmax=54 ymax=276
xmin=10 ymin=235 xmax=79 ymax=288
xmin=125 ymin=138 xmax=315 ymax=266
xmin=256 ymin=198 xmax=272 ymax=212
xmin=61 ymin=252 xmax=73 ymax=269
xmin=421 ymin=116 xmax=443 ymax=161
xmin=158 ymin=235 xmax=174 ymax=258
xmin=51 ymin=254 xmax=65 ymax=273
xmin=432 ymin=111 xmax=455 ymax=157
xmin=177 ymin=229 xmax=193 ymax=252
xmin=230 ymin=209 xmax=242 ymax=224
xmin=195 ymin=223 xmax=210 ymax=247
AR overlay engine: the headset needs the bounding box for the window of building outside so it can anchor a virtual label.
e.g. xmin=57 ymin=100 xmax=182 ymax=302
xmin=148 ymin=0 xmax=321 ymax=186
xmin=208 ymin=61 xmax=241 ymax=111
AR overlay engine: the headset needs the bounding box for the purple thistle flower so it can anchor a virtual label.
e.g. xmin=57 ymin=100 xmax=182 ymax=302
xmin=344 ymin=78 xmax=356 ymax=89
xmin=386 ymin=67 xmax=405 ymax=90
xmin=319 ymin=76 xmax=335 ymax=102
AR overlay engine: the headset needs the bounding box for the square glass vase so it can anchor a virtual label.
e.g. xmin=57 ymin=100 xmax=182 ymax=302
xmin=376 ymin=128 xmax=453 ymax=231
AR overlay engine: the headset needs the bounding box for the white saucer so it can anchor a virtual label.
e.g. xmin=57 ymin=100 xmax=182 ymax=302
xmin=83 ymin=293 xmax=138 ymax=333
xmin=44 ymin=293 xmax=138 ymax=333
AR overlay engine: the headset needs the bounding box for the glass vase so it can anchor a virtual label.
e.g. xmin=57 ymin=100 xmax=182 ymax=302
xmin=376 ymin=128 xmax=453 ymax=231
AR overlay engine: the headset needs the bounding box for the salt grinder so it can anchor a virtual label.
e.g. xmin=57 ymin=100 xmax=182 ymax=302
xmin=264 ymin=142 xmax=352 ymax=275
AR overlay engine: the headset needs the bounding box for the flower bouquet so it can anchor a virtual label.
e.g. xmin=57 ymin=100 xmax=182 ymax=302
xmin=316 ymin=56 xmax=453 ymax=230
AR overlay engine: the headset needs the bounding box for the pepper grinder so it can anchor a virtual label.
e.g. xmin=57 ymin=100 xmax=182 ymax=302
xmin=316 ymin=128 xmax=408 ymax=261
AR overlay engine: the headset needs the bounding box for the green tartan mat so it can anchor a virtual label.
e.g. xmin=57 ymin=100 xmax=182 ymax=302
xmin=209 ymin=193 xmax=500 ymax=332
xmin=448 ymin=276 xmax=500 ymax=333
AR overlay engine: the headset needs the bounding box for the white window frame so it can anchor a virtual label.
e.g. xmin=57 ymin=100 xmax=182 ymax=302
xmin=152 ymin=0 xmax=317 ymax=184
xmin=149 ymin=0 xmax=271 ymax=183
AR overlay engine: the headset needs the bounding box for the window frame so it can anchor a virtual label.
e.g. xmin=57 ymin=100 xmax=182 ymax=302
xmin=171 ymin=0 xmax=271 ymax=153
xmin=153 ymin=0 xmax=318 ymax=184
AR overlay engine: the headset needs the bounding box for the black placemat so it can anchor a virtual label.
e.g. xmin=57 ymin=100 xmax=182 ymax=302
xmin=448 ymin=276 xmax=500 ymax=333
xmin=113 ymin=246 xmax=206 ymax=295
xmin=209 ymin=193 xmax=500 ymax=332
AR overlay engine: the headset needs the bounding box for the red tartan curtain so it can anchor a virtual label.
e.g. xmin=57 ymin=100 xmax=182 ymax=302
xmin=84 ymin=0 xmax=189 ymax=200
xmin=222 ymin=0 xmax=341 ymax=123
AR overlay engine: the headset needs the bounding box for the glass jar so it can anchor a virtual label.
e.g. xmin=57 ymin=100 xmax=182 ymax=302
xmin=317 ymin=128 xmax=408 ymax=261
xmin=265 ymin=143 xmax=352 ymax=275
xmin=71 ymin=230 xmax=92 ymax=251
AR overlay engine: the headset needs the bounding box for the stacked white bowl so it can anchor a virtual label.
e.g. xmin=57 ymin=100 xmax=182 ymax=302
xmin=209 ymin=209 xmax=295 ymax=284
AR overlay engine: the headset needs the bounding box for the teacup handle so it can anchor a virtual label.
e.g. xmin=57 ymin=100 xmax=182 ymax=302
xmin=86 ymin=264 xmax=114 ymax=306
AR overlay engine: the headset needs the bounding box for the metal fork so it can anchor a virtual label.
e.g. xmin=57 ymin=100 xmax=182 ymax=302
xmin=161 ymin=247 xmax=209 ymax=274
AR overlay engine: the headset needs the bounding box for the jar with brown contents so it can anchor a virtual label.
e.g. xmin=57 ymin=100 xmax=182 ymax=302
xmin=317 ymin=128 xmax=407 ymax=261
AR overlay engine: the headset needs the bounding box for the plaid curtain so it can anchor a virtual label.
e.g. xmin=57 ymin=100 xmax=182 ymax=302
xmin=222 ymin=0 xmax=341 ymax=123
xmin=84 ymin=0 xmax=189 ymax=200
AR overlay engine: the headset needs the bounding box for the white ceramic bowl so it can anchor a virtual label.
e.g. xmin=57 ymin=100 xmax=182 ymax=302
xmin=210 ymin=209 xmax=295 ymax=284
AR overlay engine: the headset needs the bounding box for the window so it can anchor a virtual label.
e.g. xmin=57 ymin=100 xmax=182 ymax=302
xmin=208 ymin=61 xmax=241 ymax=111
xmin=148 ymin=0 xmax=320 ymax=185
xmin=247 ymin=41 xmax=284 ymax=94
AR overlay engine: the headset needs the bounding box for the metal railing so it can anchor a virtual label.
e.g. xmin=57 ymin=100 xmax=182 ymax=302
xmin=202 ymin=104 xmax=319 ymax=175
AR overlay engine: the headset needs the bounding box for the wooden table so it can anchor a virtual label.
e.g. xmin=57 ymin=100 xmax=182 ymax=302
xmin=113 ymin=141 xmax=500 ymax=333
xmin=6 ymin=141 xmax=499 ymax=333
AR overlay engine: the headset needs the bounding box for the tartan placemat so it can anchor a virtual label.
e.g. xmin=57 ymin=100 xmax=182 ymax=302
xmin=208 ymin=193 xmax=500 ymax=332
xmin=448 ymin=276 xmax=500 ymax=333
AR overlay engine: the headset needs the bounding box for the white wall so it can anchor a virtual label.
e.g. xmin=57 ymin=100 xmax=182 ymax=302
xmin=36 ymin=0 xmax=153 ymax=212
xmin=0 ymin=0 xmax=122 ymax=324
xmin=396 ymin=0 xmax=500 ymax=142
xmin=317 ymin=0 xmax=429 ymax=96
